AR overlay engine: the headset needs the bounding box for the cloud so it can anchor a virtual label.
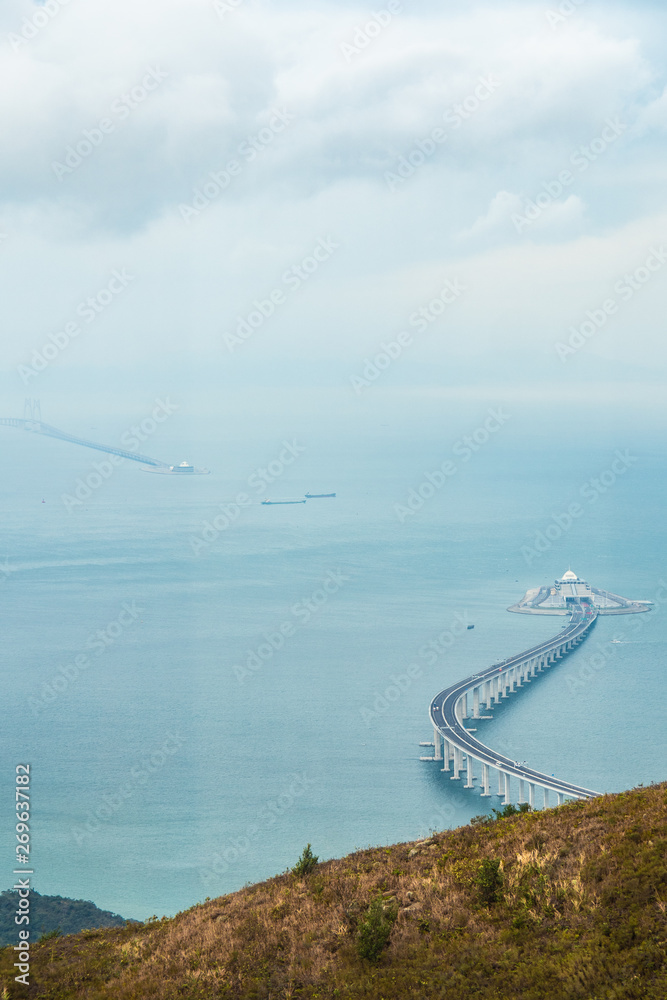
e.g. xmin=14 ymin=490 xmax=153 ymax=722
xmin=1 ymin=0 xmax=666 ymax=414
xmin=0 ymin=0 xmax=654 ymax=230
xmin=460 ymin=191 xmax=524 ymax=238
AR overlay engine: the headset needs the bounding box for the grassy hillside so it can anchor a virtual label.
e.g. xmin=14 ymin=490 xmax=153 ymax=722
xmin=2 ymin=783 xmax=666 ymax=999
xmin=0 ymin=891 xmax=128 ymax=948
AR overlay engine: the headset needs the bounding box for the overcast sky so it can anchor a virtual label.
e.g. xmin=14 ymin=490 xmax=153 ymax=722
xmin=1 ymin=0 xmax=667 ymax=429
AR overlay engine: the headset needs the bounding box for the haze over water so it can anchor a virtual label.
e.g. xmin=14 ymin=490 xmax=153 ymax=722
xmin=1 ymin=408 xmax=665 ymax=921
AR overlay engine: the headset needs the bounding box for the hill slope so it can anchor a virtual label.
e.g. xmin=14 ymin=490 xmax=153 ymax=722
xmin=0 ymin=891 xmax=128 ymax=947
xmin=2 ymin=783 xmax=666 ymax=999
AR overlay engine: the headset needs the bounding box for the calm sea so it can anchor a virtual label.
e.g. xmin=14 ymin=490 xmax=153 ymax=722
xmin=1 ymin=416 xmax=665 ymax=919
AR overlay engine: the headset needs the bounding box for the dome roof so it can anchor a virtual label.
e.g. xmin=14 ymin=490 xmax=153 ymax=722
xmin=561 ymin=569 xmax=578 ymax=582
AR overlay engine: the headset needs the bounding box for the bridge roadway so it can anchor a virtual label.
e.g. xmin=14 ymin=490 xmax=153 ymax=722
xmin=0 ymin=418 xmax=170 ymax=468
xmin=427 ymin=603 xmax=600 ymax=806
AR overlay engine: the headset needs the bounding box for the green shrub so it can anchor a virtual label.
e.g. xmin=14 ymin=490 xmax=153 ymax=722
xmin=39 ymin=927 xmax=61 ymax=941
xmin=356 ymin=895 xmax=397 ymax=962
xmin=492 ymin=803 xmax=532 ymax=820
xmin=475 ymin=858 xmax=504 ymax=905
xmin=291 ymin=844 xmax=318 ymax=877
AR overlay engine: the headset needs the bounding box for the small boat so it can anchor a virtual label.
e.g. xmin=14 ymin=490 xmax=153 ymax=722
xmin=261 ymin=499 xmax=307 ymax=505
xmin=304 ymin=492 xmax=336 ymax=499
xmin=467 ymin=625 xmax=475 ymax=630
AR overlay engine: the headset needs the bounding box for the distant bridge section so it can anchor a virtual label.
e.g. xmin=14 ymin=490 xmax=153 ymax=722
xmin=0 ymin=416 xmax=170 ymax=468
xmin=0 ymin=400 xmax=213 ymax=471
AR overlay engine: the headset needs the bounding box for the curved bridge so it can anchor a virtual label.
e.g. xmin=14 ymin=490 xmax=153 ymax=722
xmin=424 ymin=602 xmax=600 ymax=808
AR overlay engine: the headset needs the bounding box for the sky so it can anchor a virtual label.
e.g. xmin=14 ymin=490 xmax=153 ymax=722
xmin=1 ymin=0 xmax=667 ymax=434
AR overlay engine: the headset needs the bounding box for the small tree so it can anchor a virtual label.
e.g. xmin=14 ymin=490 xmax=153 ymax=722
xmin=475 ymin=858 xmax=504 ymax=906
xmin=356 ymin=895 xmax=397 ymax=962
xmin=492 ymin=802 xmax=532 ymax=820
xmin=291 ymin=843 xmax=318 ymax=877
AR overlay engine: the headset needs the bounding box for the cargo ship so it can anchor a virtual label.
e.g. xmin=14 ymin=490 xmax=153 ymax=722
xmin=304 ymin=492 xmax=336 ymax=498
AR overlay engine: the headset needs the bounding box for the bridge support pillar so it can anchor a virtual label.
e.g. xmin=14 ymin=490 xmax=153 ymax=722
xmin=557 ymin=792 xmax=564 ymax=806
xmin=528 ymin=783 xmax=535 ymax=808
xmin=497 ymin=768 xmax=504 ymax=796
xmin=503 ymin=773 xmax=511 ymax=806
xmin=451 ymin=748 xmax=462 ymax=781
xmin=433 ymin=726 xmax=442 ymax=761
xmin=519 ymin=779 xmax=525 ymax=804
xmin=484 ymin=681 xmax=492 ymax=710
xmin=516 ymin=666 xmax=522 ymax=688
xmin=501 ymin=672 xmax=509 ymax=698
xmin=462 ymin=692 xmax=468 ymax=719
xmin=481 ymin=763 xmax=491 ymax=797
xmin=544 ymin=788 xmax=550 ymax=809
xmin=464 ymin=755 xmax=474 ymax=789
xmin=473 ymin=687 xmax=480 ymax=718
xmin=441 ymin=739 xmax=450 ymax=772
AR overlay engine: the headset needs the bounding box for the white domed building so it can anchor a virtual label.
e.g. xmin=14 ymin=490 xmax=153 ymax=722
xmin=510 ymin=569 xmax=652 ymax=616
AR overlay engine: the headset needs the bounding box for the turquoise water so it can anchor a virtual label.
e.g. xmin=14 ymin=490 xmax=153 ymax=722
xmin=1 ymin=419 xmax=665 ymax=920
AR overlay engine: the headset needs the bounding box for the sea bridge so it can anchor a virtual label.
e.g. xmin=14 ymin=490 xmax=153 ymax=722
xmin=422 ymin=602 xmax=600 ymax=807
xmin=423 ymin=571 xmax=653 ymax=808
xmin=0 ymin=399 xmax=207 ymax=473
xmin=0 ymin=415 xmax=170 ymax=469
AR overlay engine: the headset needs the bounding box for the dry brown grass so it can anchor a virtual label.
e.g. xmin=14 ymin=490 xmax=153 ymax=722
xmin=3 ymin=783 xmax=667 ymax=999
